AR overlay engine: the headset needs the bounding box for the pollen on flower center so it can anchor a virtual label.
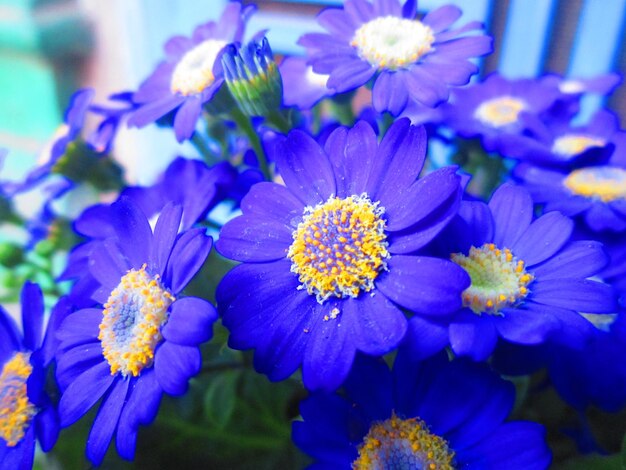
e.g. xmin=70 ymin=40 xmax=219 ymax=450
xmin=99 ymin=264 xmax=175 ymax=377
xmin=474 ymin=96 xmax=526 ymax=128
xmin=451 ymin=243 xmax=533 ymax=315
xmin=352 ymin=412 xmax=455 ymax=470
xmin=563 ymin=166 xmax=626 ymax=202
xmin=0 ymin=352 xmax=36 ymax=447
xmin=351 ymin=16 xmax=435 ymax=70
xmin=170 ymin=39 xmax=228 ymax=96
xmin=552 ymin=134 xmax=605 ymax=157
xmin=287 ymin=194 xmax=389 ymax=303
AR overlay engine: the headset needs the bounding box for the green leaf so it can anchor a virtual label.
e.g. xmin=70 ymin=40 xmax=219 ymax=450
xmin=203 ymin=370 xmax=240 ymax=430
xmin=561 ymin=453 xmax=621 ymax=470
xmin=621 ymin=431 xmax=626 ymax=470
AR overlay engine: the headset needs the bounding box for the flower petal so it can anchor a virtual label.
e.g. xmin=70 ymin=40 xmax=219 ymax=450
xmin=154 ymin=342 xmax=201 ymax=395
xmin=489 ymin=184 xmax=533 ymax=249
xmin=162 ymin=297 xmax=218 ymax=346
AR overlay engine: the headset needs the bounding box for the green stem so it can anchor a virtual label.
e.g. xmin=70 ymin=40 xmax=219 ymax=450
xmin=267 ymin=109 xmax=292 ymax=134
xmin=191 ymin=133 xmax=218 ymax=165
xmin=231 ymin=108 xmax=272 ymax=181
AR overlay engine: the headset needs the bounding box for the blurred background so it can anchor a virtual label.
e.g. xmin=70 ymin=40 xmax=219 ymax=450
xmin=0 ymin=0 xmax=625 ymax=184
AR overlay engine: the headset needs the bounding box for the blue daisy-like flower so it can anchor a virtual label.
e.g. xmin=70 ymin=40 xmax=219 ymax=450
xmin=415 ymin=183 xmax=616 ymax=361
xmin=55 ymin=198 xmax=217 ymax=465
xmin=128 ymin=2 xmax=253 ymax=142
xmin=293 ymin=350 xmax=552 ymax=469
xmin=443 ymin=73 xmax=562 ymax=154
xmin=0 ymin=282 xmax=60 ymax=469
xmin=501 ymin=109 xmax=621 ymax=168
xmin=216 ymin=118 xmax=469 ymax=391
xmin=298 ymin=0 xmax=492 ymax=115
xmin=515 ymin=134 xmax=626 ymax=232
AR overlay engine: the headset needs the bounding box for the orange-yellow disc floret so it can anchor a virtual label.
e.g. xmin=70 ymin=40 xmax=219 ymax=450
xmin=452 ymin=243 xmax=533 ymax=315
xmin=0 ymin=352 xmax=36 ymax=447
xmin=99 ymin=264 xmax=175 ymax=377
xmin=288 ymin=194 xmax=389 ymax=303
xmin=353 ymin=412 xmax=455 ymax=470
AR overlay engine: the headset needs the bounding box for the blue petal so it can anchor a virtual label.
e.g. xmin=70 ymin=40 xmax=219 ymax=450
xmin=164 ymin=228 xmax=212 ymax=294
xmin=512 ymin=211 xmax=573 ymax=266
xmin=150 ymin=203 xmax=183 ymax=277
xmin=449 ymin=314 xmax=499 ymax=360
xmin=110 ymin=197 xmax=153 ymax=268
xmin=272 ymin=129 xmax=336 ymax=206
xmin=459 ymin=422 xmax=551 ymax=469
xmin=59 ymin=361 xmax=114 ymax=427
xmin=162 ymin=297 xmax=218 ymax=346
xmin=20 ymin=281 xmax=44 ymax=351
xmin=495 ymin=305 xmax=561 ymax=345
xmin=376 ymin=255 xmax=469 ymax=315
xmin=217 ymin=215 xmax=292 ymax=262
xmin=489 ymin=184 xmax=533 ymax=249
xmin=154 ymin=342 xmax=201 ymax=395
xmin=532 ymin=240 xmax=608 ymax=280
xmin=531 ymin=279 xmax=617 ymax=313
xmin=86 ymin=378 xmax=130 ymax=466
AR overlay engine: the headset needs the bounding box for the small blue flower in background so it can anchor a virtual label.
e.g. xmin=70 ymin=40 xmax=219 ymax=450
xmin=413 ymin=183 xmax=616 ymax=361
xmin=299 ymin=0 xmax=492 ymax=115
xmin=0 ymin=282 xmax=60 ymax=469
xmin=55 ymin=198 xmax=218 ymax=465
xmin=443 ymin=73 xmax=563 ymax=154
xmin=502 ymin=109 xmax=620 ymax=167
xmin=516 ymin=134 xmax=626 ymax=232
xmin=129 ymin=2 xmax=255 ymax=142
xmin=217 ymin=118 xmax=469 ymax=391
xmin=293 ymin=349 xmax=552 ymax=469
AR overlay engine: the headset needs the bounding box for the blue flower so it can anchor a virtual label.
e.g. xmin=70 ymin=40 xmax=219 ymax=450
xmin=501 ymin=109 xmax=621 ymax=167
xmin=443 ymin=73 xmax=562 ymax=154
xmin=293 ymin=350 xmax=552 ymax=469
xmin=515 ymin=133 xmax=626 ymax=232
xmin=298 ymin=0 xmax=492 ymax=115
xmin=413 ymin=183 xmax=616 ymax=361
xmin=128 ymin=2 xmax=254 ymax=142
xmin=55 ymin=198 xmax=217 ymax=465
xmin=59 ymin=157 xmax=237 ymax=308
xmin=216 ymin=119 xmax=468 ymax=391
xmin=0 ymin=282 xmax=61 ymax=469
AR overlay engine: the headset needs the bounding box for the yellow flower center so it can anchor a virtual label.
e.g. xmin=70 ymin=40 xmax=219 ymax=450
xmin=451 ymin=243 xmax=533 ymax=315
xmin=0 ymin=352 xmax=36 ymax=447
xmin=353 ymin=412 xmax=455 ymax=470
xmin=474 ymin=96 xmax=526 ymax=128
xmin=563 ymin=166 xmax=626 ymax=202
xmin=99 ymin=264 xmax=175 ymax=377
xmin=552 ymin=134 xmax=605 ymax=157
xmin=287 ymin=194 xmax=389 ymax=303
xmin=351 ymin=16 xmax=435 ymax=70
xmin=170 ymin=39 xmax=228 ymax=96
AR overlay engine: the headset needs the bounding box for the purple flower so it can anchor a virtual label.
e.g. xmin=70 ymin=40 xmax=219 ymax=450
xmin=293 ymin=350 xmax=551 ymax=469
xmin=500 ymin=109 xmax=620 ymax=168
xmin=55 ymin=198 xmax=217 ymax=465
xmin=515 ymin=133 xmax=626 ymax=232
xmin=443 ymin=73 xmax=562 ymax=154
xmin=298 ymin=0 xmax=492 ymax=115
xmin=216 ymin=119 xmax=468 ymax=391
xmin=128 ymin=3 xmax=254 ymax=142
xmin=412 ymin=184 xmax=616 ymax=361
xmin=0 ymin=282 xmax=61 ymax=468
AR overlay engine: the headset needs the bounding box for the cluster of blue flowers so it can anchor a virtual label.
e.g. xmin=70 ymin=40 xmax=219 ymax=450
xmin=0 ymin=0 xmax=625 ymax=468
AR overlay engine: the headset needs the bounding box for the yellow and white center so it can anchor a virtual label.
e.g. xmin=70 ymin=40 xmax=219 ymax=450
xmin=552 ymin=134 xmax=605 ymax=157
xmin=474 ymin=96 xmax=526 ymax=128
xmin=170 ymin=39 xmax=228 ymax=96
xmin=287 ymin=194 xmax=389 ymax=303
xmin=353 ymin=412 xmax=455 ymax=470
xmin=563 ymin=166 xmax=626 ymax=202
xmin=99 ymin=264 xmax=175 ymax=377
xmin=0 ymin=352 xmax=36 ymax=447
xmin=451 ymin=243 xmax=533 ymax=315
xmin=351 ymin=16 xmax=435 ymax=70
